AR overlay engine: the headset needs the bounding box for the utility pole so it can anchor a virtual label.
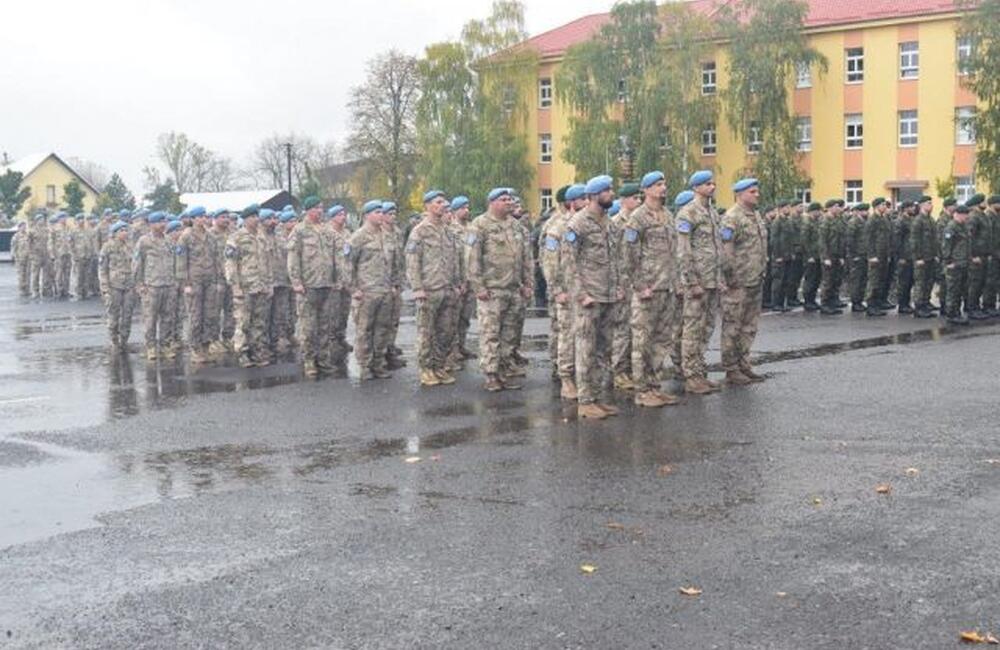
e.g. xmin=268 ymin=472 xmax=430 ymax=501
xmin=283 ymin=142 xmax=293 ymax=196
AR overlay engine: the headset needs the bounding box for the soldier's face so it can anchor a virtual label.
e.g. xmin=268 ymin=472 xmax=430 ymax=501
xmin=491 ymin=195 xmax=514 ymax=216
xmin=595 ymin=189 xmax=615 ymax=210
xmin=694 ymin=181 xmax=715 ymax=198
xmin=739 ymin=187 xmax=760 ymax=207
xmin=648 ymin=180 xmax=667 ymax=200
xmin=455 ymin=207 xmax=470 ymax=221
xmin=115 ymin=229 xmax=128 ymax=242
xmin=428 ymin=196 xmax=448 ymax=217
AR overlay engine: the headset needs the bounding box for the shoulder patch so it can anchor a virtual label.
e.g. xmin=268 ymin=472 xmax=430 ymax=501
xmin=466 ymin=232 xmax=478 ymax=246
xmin=224 ymin=244 xmax=239 ymax=259
xmin=405 ymin=240 xmax=418 ymax=253
xmin=624 ymin=228 xmax=639 ymax=244
xmin=720 ymin=227 xmax=735 ymax=242
xmin=342 ymin=243 xmax=352 ymax=256
xmin=175 ymin=245 xmax=186 ymax=255
xmin=564 ymin=230 xmax=578 ymax=244
xmin=544 ymin=236 xmax=559 ymax=251
xmin=676 ymin=220 xmax=693 ymax=234
xmin=943 ymin=231 xmax=952 ymax=240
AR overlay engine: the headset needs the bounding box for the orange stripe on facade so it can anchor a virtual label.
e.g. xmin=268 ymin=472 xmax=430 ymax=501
xmin=844 ymin=149 xmax=863 ymax=181
xmin=896 ymin=147 xmax=918 ymax=181
xmin=954 ymin=146 xmax=975 ymax=176
xmin=843 ymin=83 xmax=863 ymax=113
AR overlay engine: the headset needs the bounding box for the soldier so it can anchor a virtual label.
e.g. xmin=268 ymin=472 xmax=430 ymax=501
xmin=984 ymin=196 xmax=1000 ymax=318
xmin=381 ymin=202 xmax=407 ymax=370
xmin=562 ymin=176 xmax=621 ymax=419
xmin=467 ymin=188 xmax=534 ymax=392
xmin=325 ymin=205 xmax=351 ymax=371
xmin=621 ymin=171 xmax=679 ymax=408
xmin=676 ymin=170 xmax=723 ymax=395
xmin=277 ymin=208 xmax=300 ymax=348
xmin=447 ymin=195 xmax=476 ymax=368
xmin=288 ymin=197 xmax=338 ymax=378
xmin=937 ymin=198 xmax=957 ymax=315
xmin=49 ymin=213 xmax=73 ymax=299
xmin=176 ymin=206 xmax=218 ymax=364
xmin=965 ymin=194 xmax=990 ymax=319
xmin=70 ymin=214 xmax=89 ymax=300
xmin=257 ymin=209 xmax=289 ymax=356
xmin=845 ymin=204 xmax=868 ymax=312
xmin=98 ymin=221 xmax=136 ymax=351
xmin=211 ymin=210 xmax=236 ymax=354
xmin=800 ymin=202 xmax=823 ymax=311
xmin=894 ymin=201 xmax=916 ymax=314
xmin=406 ymin=190 xmax=463 ymax=387
xmin=720 ymin=178 xmax=768 ymax=386
xmin=166 ymin=220 xmax=186 ymax=354
xmin=942 ymin=205 xmax=973 ymax=325
xmin=611 ymin=183 xmax=642 ymax=391
xmin=12 ymin=221 xmax=30 ymax=297
xmin=542 ymin=184 xmax=585 ymax=399
xmin=769 ymin=203 xmax=790 ymax=312
xmin=86 ymin=215 xmax=102 ymax=297
xmin=863 ymin=200 xmax=890 ymax=317
xmin=225 ymin=205 xmax=272 ymax=368
xmin=784 ymin=201 xmax=804 ymax=308
xmin=28 ymin=212 xmax=52 ymax=298
xmin=818 ymin=199 xmax=847 ymax=315
xmin=910 ymin=196 xmax=939 ymax=318
xmin=132 ymin=211 xmax=176 ymax=361
xmin=346 ymin=200 xmax=396 ymax=380
xmin=508 ymin=196 xmax=532 ymax=374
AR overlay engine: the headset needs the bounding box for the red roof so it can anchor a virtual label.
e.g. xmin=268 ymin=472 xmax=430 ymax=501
xmin=522 ymin=0 xmax=962 ymax=59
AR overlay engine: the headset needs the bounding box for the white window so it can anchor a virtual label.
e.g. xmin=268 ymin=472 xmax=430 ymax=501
xmin=956 ymin=106 xmax=976 ymax=145
xmin=796 ymin=188 xmax=812 ymax=205
xmin=899 ymin=110 xmax=918 ymax=147
xmin=701 ymin=126 xmax=717 ymax=156
xmin=845 ymin=180 xmax=863 ymax=205
xmin=539 ymin=133 xmax=552 ymax=164
xmin=46 ymin=185 xmax=56 ymax=205
xmin=899 ymin=42 xmax=919 ymax=79
xmin=502 ymin=85 xmax=516 ymax=115
xmin=701 ymin=62 xmax=717 ymax=95
xmin=538 ymin=78 xmax=552 ymax=109
xmin=955 ymin=176 xmax=975 ymax=204
xmin=540 ymin=189 xmax=553 ymax=213
xmin=796 ymin=61 xmax=812 ymax=88
xmin=846 ymin=47 xmax=864 ymax=83
xmin=845 ymin=114 xmax=863 ymax=149
xmin=796 ymin=117 xmax=812 ymax=152
xmin=957 ymin=36 xmax=973 ymax=75
xmin=747 ymin=122 xmax=762 ymax=154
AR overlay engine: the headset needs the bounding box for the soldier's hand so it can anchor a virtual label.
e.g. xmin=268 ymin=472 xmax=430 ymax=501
xmin=915 ymin=260 xmax=925 ymax=267
xmin=293 ymin=283 xmax=305 ymax=294
xmin=868 ymin=257 xmax=879 ymax=264
xmin=947 ymin=263 xmax=956 ymax=270
xmin=687 ymin=285 xmax=704 ymax=299
xmin=184 ymin=285 xmax=193 ymax=296
xmin=353 ymin=290 xmax=364 ymax=300
xmin=579 ymin=293 xmax=595 ymax=307
xmin=775 ymin=257 xmax=784 ymax=263
xmin=616 ymin=288 xmax=625 ymax=301
xmin=839 ymin=259 xmax=846 ymax=266
xmin=808 ymin=258 xmax=815 ymax=263
xmin=823 ymin=259 xmax=832 ymax=267
xmin=476 ymin=290 xmax=491 ymax=301
xmin=973 ymin=257 xmax=982 ymax=264
xmin=899 ymin=259 xmax=908 ymax=266
xmin=639 ymin=287 xmax=653 ymax=301
xmin=413 ymin=289 xmax=428 ymax=301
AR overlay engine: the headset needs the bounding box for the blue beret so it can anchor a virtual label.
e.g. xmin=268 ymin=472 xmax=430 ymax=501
xmin=147 ymin=211 xmax=166 ymax=224
xmin=110 ymin=220 xmax=129 ymax=235
xmin=188 ymin=206 xmax=207 ymax=218
xmin=241 ymin=204 xmax=260 ymax=218
xmin=641 ymin=171 xmax=665 ymax=189
xmin=488 ymin=187 xmax=512 ymax=202
xmin=88 ymin=215 xmax=99 ymax=222
xmin=102 ymin=208 xmax=113 ymax=216
xmin=422 ymin=190 xmax=445 ymax=204
xmin=382 ymin=201 xmax=398 ymax=213
xmin=732 ymin=178 xmax=759 ymax=193
xmin=689 ymin=170 xmax=714 ymax=187
xmin=608 ymin=200 xmax=621 ymax=217
xmin=279 ymin=210 xmax=297 ymax=223
xmin=674 ymin=190 xmax=695 ymax=208
xmin=362 ymin=200 xmax=383 ymax=215
xmin=166 ymin=219 xmax=183 ymax=233
xmin=565 ymin=184 xmax=586 ymax=201
xmin=209 ymin=208 xmax=226 ymax=219
xmin=33 ymin=212 xmax=46 ymax=221
xmin=327 ymin=205 xmax=346 ymax=218
xmin=282 ymin=204 xmax=293 ymax=211
xmin=119 ymin=209 xmax=131 ymax=218
xmin=75 ymin=213 xmax=85 ymax=220
xmin=585 ymin=175 xmax=613 ymax=195
xmin=450 ymin=196 xmax=470 ymax=211
xmin=48 ymin=215 xmax=59 ymax=224
xmin=259 ymin=208 xmax=276 ymax=220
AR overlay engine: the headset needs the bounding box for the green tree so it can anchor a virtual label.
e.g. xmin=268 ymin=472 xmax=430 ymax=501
xmin=297 ymin=176 xmax=322 ymax=202
xmin=95 ymin=173 xmax=137 ymax=213
xmin=417 ymin=1 xmax=536 ymax=212
xmin=0 ymin=170 xmax=32 ymax=218
xmin=144 ymin=179 xmax=183 ymax=213
xmin=556 ymin=1 xmax=716 ymax=191
xmin=959 ymin=0 xmax=1000 ymax=193
xmin=63 ymin=179 xmax=86 ymax=214
xmin=720 ymin=0 xmax=827 ymax=203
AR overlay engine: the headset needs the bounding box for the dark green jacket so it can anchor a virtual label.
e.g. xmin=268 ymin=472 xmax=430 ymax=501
xmin=801 ymin=216 xmax=821 ymax=259
xmin=818 ymin=214 xmax=846 ymax=260
xmin=864 ymin=212 xmax=891 ymax=260
xmin=895 ymin=215 xmax=913 ymax=260
xmin=846 ymin=215 xmax=867 ymax=259
xmin=910 ymin=212 xmax=937 ymax=262
xmin=942 ymin=221 xmax=971 ymax=266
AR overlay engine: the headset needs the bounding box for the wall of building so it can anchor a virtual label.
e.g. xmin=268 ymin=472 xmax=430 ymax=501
xmin=18 ymin=157 xmax=98 ymax=217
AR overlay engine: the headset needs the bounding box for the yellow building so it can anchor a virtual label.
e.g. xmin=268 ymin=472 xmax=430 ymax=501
xmin=513 ymin=0 xmax=984 ymax=214
xmin=0 ymin=152 xmax=100 ymax=218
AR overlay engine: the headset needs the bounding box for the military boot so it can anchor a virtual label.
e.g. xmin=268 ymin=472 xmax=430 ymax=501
xmin=866 ymin=306 xmax=886 ymax=317
xmin=803 ymin=301 xmax=820 ymax=312
xmin=725 ymin=370 xmax=753 ymax=386
xmin=434 ymin=369 xmax=457 ymax=385
xmin=739 ymin=366 xmax=766 ymax=383
xmin=635 ymin=391 xmax=670 ymax=408
xmin=503 ymin=363 xmax=526 ymax=378
xmin=654 ymin=390 xmax=681 ymax=405
xmin=460 ymin=347 xmax=477 ymax=359
xmin=511 ymin=350 xmax=530 ymax=367
xmin=560 ymin=378 xmax=578 ymax=400
xmin=145 ymin=346 xmax=158 ymax=362
xmin=851 ymin=302 xmax=866 ymax=313
xmin=820 ymin=304 xmax=842 ymax=315
xmin=613 ymin=373 xmax=635 ymax=391
xmin=237 ymin=353 xmax=256 ymax=368
xmin=685 ymin=377 xmax=715 ymax=395
xmin=484 ymin=375 xmax=504 ymax=392
xmin=189 ymin=348 xmax=207 ymax=365
xmin=897 ymin=304 xmax=914 ymax=314
xmin=419 ymin=369 xmax=441 ymax=387
xmin=372 ymin=368 xmax=392 ymax=379
xmin=598 ymin=403 xmax=620 ymax=416
xmin=386 ymin=355 xmax=407 ymax=370
xmin=303 ymin=360 xmax=319 ymax=378
xmin=947 ymin=312 xmax=970 ymax=326
xmin=578 ymin=403 xmax=608 ymax=420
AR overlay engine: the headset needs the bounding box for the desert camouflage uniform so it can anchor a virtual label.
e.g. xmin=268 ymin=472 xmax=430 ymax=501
xmin=98 ymin=236 xmax=136 ymax=346
xmin=539 ymin=211 xmax=575 ymax=381
xmin=28 ymin=220 xmax=52 ymax=298
xmin=132 ymin=231 xmax=176 ymax=352
xmin=347 ymin=222 xmax=397 ymax=376
xmin=676 ymin=198 xmax=723 ymax=380
xmin=177 ymin=226 xmax=219 ymax=352
xmin=12 ymin=228 xmax=31 ymax=297
xmin=720 ymin=203 xmax=768 ymax=373
xmin=287 ymin=219 xmax=337 ymax=370
xmin=406 ymin=215 xmax=463 ymax=375
xmin=225 ymin=228 xmax=272 ymax=365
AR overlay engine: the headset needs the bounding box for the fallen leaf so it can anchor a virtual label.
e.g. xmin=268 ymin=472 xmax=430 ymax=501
xmin=961 ymin=631 xmax=988 ymax=643
xmin=988 ymin=634 xmax=999 ymax=645
xmin=775 ymin=592 xmax=788 ymax=598
xmin=429 ymin=454 xmax=442 ymax=461
xmin=679 ymin=586 xmax=702 ymax=597
xmin=605 ymin=522 xmax=626 ymax=531
xmin=905 ymin=467 xmax=920 ymax=477
xmin=657 ymin=464 xmax=674 ymax=476
xmin=811 ymin=497 xmax=822 ymax=506
xmin=580 ymin=564 xmax=597 ymax=574
xmin=404 ymin=456 xmax=422 ymax=464
xmin=875 ymin=484 xmax=892 ymax=494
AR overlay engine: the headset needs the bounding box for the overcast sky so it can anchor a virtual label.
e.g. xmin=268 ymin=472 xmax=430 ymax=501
xmin=2 ymin=0 xmax=613 ymax=195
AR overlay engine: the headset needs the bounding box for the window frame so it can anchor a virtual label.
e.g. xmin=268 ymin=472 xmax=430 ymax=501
xmin=45 ymin=185 xmax=56 ymax=206
xmin=899 ymin=42 xmax=919 ymax=79
xmin=701 ymin=126 xmax=717 ymax=156
xmin=846 ymin=47 xmax=865 ymax=84
xmin=845 ymin=114 xmax=864 ymax=149
xmin=844 ymin=180 xmax=864 ymax=206
xmin=540 ymin=188 xmax=554 ymax=213
xmin=796 ymin=188 xmax=812 ymax=205
xmin=956 ymin=106 xmax=976 ymax=145
xmin=957 ymin=36 xmax=973 ymax=75
xmin=747 ymin=122 xmax=763 ymax=155
xmin=796 ymin=61 xmax=812 ymax=89
xmin=538 ymin=78 xmax=552 ymax=109
xmin=539 ymin=133 xmax=553 ymax=164
xmin=796 ymin=117 xmax=812 ymax=152
xmin=898 ymin=110 xmax=919 ymax=148
xmin=955 ymin=176 xmax=975 ymax=204
xmin=701 ymin=61 xmax=717 ymax=95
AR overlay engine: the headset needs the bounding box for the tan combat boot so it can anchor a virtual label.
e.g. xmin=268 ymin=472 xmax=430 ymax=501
xmin=434 ymin=369 xmax=457 ymax=385
xmin=303 ymin=360 xmax=319 ymax=378
xmin=598 ymin=403 xmax=620 ymax=416
xmin=560 ymin=378 xmax=578 ymax=400
xmin=420 ymin=369 xmax=441 ymax=387
xmin=685 ymin=376 xmax=715 ymax=395
xmin=740 ymin=366 xmax=766 ymax=383
xmin=635 ymin=391 xmax=669 ymax=408
xmin=654 ymin=390 xmax=680 ymax=405
xmin=578 ymin=403 xmax=608 ymax=420
xmin=484 ymin=374 xmax=504 ymax=392
xmin=145 ymin=346 xmax=158 ymax=362
xmin=162 ymin=343 xmax=178 ymax=359
xmin=725 ymin=370 xmax=753 ymax=386
xmin=613 ymin=373 xmax=635 ymax=390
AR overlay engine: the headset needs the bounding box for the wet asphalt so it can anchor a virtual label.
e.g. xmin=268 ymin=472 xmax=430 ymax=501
xmin=1 ymin=266 xmax=999 ymax=650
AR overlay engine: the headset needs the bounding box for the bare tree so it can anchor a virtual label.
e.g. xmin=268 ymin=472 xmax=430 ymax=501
xmin=66 ymin=157 xmax=110 ymax=191
xmin=249 ymin=134 xmax=340 ymax=195
xmin=346 ymin=50 xmax=420 ymax=208
xmin=151 ymin=131 xmax=239 ymax=193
